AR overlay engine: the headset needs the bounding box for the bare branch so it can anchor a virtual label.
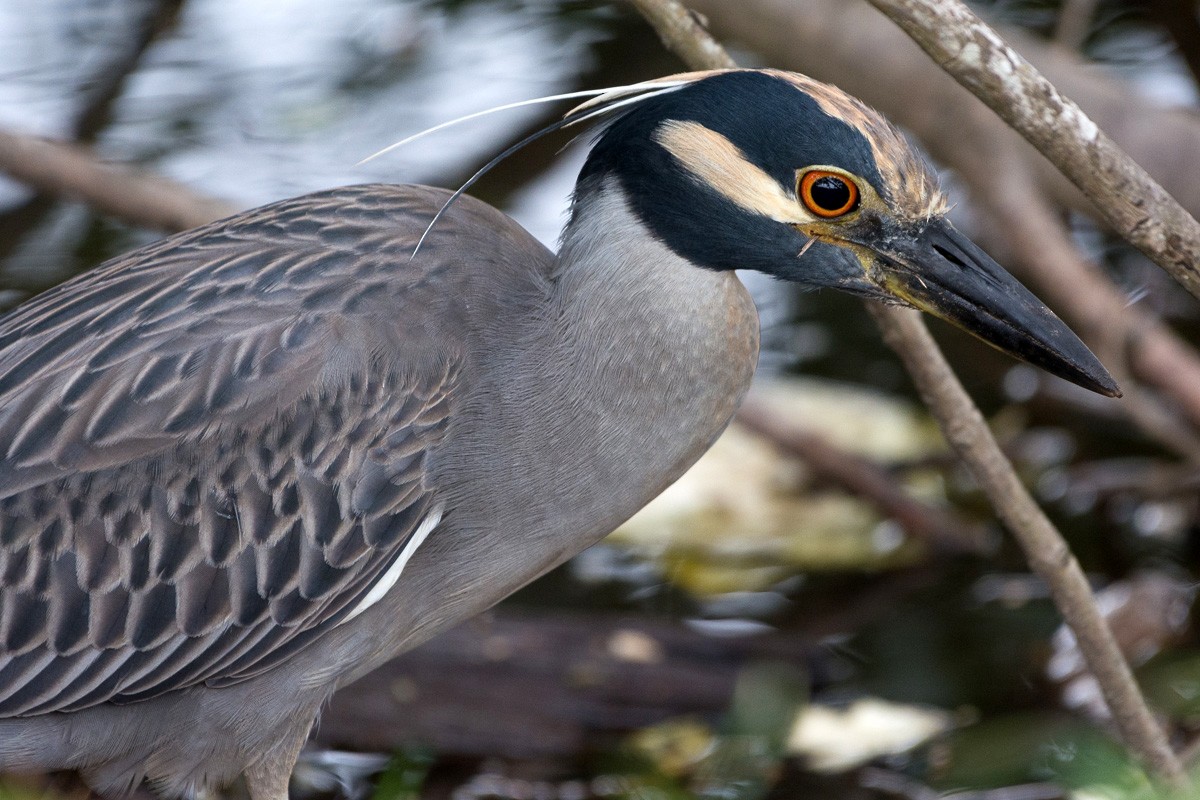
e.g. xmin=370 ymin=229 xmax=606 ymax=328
xmin=867 ymin=305 xmax=1185 ymax=787
xmin=864 ymin=0 xmax=1200 ymax=304
xmin=0 ymin=128 xmax=237 ymax=233
xmin=627 ymin=0 xmax=736 ymax=70
xmin=625 ymin=0 xmax=1187 ymax=786
xmin=0 ymin=0 xmax=187 ymax=261
xmin=735 ymin=400 xmax=993 ymax=556
xmin=70 ymin=0 xmax=185 ymax=144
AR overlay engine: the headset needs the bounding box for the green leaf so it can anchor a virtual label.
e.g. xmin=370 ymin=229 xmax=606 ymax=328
xmin=370 ymin=746 xmax=436 ymax=800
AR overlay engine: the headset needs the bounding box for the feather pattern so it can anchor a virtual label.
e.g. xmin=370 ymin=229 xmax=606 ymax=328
xmin=0 ymin=186 xmax=464 ymax=715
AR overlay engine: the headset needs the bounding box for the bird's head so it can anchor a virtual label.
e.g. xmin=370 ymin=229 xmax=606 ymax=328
xmin=574 ymin=69 xmax=1119 ymax=397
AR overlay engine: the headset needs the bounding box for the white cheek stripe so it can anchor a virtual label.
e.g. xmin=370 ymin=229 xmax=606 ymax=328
xmin=343 ymin=503 xmax=444 ymax=622
xmin=653 ymin=119 xmax=816 ymax=225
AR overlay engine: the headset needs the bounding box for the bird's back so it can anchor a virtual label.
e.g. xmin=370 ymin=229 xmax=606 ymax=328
xmin=0 ymin=184 xmax=552 ymax=719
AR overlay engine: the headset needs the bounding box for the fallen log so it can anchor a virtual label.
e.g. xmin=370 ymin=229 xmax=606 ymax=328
xmin=316 ymin=607 xmax=820 ymax=760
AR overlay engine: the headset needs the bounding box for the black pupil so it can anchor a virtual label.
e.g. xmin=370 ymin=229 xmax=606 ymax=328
xmin=811 ymin=176 xmax=851 ymax=211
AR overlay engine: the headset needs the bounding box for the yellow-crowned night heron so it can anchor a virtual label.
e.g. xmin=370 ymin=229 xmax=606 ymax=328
xmin=0 ymin=69 xmax=1116 ymax=799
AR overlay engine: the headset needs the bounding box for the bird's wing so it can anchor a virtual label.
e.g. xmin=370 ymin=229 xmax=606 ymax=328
xmin=0 ymin=186 xmax=462 ymax=715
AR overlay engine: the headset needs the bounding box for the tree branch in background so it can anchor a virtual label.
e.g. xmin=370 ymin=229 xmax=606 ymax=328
xmin=0 ymin=129 xmax=237 ymax=233
xmin=868 ymin=305 xmax=1186 ymax=787
xmin=625 ymin=0 xmax=1187 ymax=786
xmin=70 ymin=0 xmax=186 ymax=144
xmin=735 ymin=399 xmax=993 ymax=556
xmin=864 ymin=0 xmax=1200 ymax=305
xmin=963 ymin=146 xmax=1200 ymax=462
xmin=0 ymin=0 xmax=187 ymax=260
xmin=628 ymin=0 xmax=736 ymax=70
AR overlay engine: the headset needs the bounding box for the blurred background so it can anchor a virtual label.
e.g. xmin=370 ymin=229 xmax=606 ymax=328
xmin=1 ymin=1 xmax=1200 ymax=798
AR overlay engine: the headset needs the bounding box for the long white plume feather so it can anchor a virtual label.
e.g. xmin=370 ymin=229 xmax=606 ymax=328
xmin=357 ymin=88 xmax=616 ymax=166
xmin=355 ymin=71 xmax=729 ymax=257
xmin=358 ymin=78 xmax=698 ymax=166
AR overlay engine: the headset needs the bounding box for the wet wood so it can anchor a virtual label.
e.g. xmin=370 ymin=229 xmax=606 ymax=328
xmin=316 ymin=608 xmax=817 ymax=760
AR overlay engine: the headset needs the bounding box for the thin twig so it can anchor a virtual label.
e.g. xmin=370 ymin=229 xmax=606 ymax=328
xmin=1053 ymin=0 xmax=1099 ymax=51
xmin=624 ymin=0 xmax=1187 ymax=786
xmin=735 ymin=399 xmax=993 ymax=556
xmin=863 ymin=0 xmax=1200 ymax=304
xmin=868 ymin=305 xmax=1185 ymax=787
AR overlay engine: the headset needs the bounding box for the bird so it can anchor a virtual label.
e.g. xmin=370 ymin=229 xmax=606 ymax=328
xmin=0 ymin=68 xmax=1116 ymax=799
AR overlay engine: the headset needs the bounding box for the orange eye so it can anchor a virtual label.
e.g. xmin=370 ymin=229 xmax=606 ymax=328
xmin=799 ymin=170 xmax=859 ymax=218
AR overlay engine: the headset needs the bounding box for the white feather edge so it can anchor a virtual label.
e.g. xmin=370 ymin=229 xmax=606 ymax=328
xmin=343 ymin=503 xmax=445 ymax=622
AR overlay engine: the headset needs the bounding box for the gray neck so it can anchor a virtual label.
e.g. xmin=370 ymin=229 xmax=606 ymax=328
xmin=449 ymin=182 xmax=758 ymax=582
xmin=346 ymin=183 xmax=760 ymax=669
xmin=509 ymin=183 xmax=757 ymax=523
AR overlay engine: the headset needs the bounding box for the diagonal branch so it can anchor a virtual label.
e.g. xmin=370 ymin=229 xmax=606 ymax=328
xmin=735 ymin=398 xmax=993 ymax=556
xmin=0 ymin=0 xmax=188 ymax=261
xmin=864 ymin=0 xmax=1200 ymax=304
xmin=868 ymin=304 xmax=1186 ymax=788
xmin=626 ymin=0 xmax=1187 ymax=787
xmin=0 ymin=129 xmax=237 ymax=234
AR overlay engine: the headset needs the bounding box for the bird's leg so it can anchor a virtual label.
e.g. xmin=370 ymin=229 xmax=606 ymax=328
xmin=241 ymin=721 xmax=312 ymax=800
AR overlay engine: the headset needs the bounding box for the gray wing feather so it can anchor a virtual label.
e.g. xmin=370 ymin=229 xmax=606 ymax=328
xmin=0 ymin=186 xmax=462 ymax=715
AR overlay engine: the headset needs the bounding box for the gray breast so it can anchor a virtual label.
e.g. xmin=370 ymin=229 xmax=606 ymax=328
xmin=342 ymin=183 xmax=761 ymax=664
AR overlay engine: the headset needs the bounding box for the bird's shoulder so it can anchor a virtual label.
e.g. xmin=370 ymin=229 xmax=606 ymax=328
xmin=0 ymin=183 xmax=541 ymax=495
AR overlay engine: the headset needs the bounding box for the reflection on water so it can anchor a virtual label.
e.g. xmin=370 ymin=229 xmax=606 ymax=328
xmin=105 ymin=0 xmax=598 ymax=204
